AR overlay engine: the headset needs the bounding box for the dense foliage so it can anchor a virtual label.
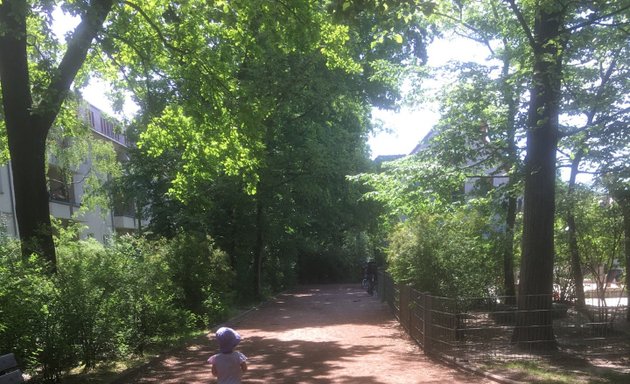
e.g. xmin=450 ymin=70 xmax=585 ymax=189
xmin=1 ymin=0 xmax=629 ymax=378
xmin=0 ymin=230 xmax=233 ymax=382
xmin=356 ymin=0 xmax=630 ymax=348
xmin=2 ymin=2 xmax=419 ymax=379
xmin=108 ymin=0 xmax=425 ymax=296
xmin=387 ymin=203 xmax=500 ymax=297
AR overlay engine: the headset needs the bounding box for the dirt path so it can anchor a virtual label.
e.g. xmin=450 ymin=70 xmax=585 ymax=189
xmin=120 ymin=285 xmax=494 ymax=383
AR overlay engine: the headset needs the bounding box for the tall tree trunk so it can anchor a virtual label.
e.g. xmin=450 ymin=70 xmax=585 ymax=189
xmin=567 ymin=153 xmax=585 ymax=308
xmin=512 ymin=5 xmax=564 ymax=350
xmin=0 ymin=0 xmax=114 ymax=268
xmin=625 ymin=203 xmax=630 ymax=322
xmin=0 ymin=0 xmax=56 ymax=268
xmin=500 ymin=43 xmax=518 ymax=303
xmin=8 ymin=123 xmax=56 ymax=267
xmin=618 ymin=195 xmax=630 ymax=322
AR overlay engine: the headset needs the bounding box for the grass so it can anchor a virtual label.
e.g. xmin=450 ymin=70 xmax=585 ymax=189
xmin=60 ymin=302 xmax=263 ymax=383
xmin=60 ymin=329 xmax=209 ymax=384
xmin=482 ymin=359 xmax=630 ymax=384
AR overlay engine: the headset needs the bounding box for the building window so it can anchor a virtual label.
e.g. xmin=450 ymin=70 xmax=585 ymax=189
xmin=472 ymin=177 xmax=494 ymax=196
xmin=99 ymin=117 xmax=115 ymax=137
xmin=113 ymin=187 xmax=135 ymax=217
xmin=48 ymin=165 xmax=74 ymax=203
xmin=87 ymin=110 xmax=96 ymax=128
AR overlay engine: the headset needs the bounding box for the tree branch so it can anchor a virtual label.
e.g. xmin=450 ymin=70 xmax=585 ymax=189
xmin=432 ymin=10 xmax=495 ymax=55
xmin=564 ymin=4 xmax=630 ymax=33
xmin=122 ymin=1 xmax=189 ymax=55
xmin=503 ymin=0 xmax=536 ymax=49
xmin=39 ymin=0 xmax=115 ymax=129
xmin=561 ymin=105 xmax=630 ymax=138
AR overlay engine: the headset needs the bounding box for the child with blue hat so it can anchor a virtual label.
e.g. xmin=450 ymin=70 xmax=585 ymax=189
xmin=207 ymin=327 xmax=248 ymax=383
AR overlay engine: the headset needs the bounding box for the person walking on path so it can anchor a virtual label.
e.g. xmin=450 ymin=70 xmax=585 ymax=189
xmin=207 ymin=327 xmax=248 ymax=384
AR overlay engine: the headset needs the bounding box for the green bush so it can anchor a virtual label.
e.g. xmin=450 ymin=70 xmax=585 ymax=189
xmin=0 ymin=231 xmax=236 ymax=382
xmin=164 ymin=232 xmax=235 ymax=327
xmin=0 ymin=237 xmax=75 ymax=383
xmin=387 ymin=205 xmax=499 ymax=298
xmin=107 ymin=236 xmax=189 ymax=354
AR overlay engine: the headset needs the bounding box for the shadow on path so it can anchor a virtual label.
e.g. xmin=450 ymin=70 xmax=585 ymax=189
xmin=118 ymin=284 xmax=490 ymax=384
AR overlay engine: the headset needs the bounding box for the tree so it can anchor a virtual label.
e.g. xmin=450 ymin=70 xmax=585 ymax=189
xmin=558 ymin=31 xmax=629 ymax=308
xmin=113 ymin=0 xmax=430 ymax=297
xmin=0 ymin=0 xmax=365 ymax=275
xmin=614 ymin=187 xmax=630 ymax=322
xmin=0 ymin=0 xmax=115 ymax=268
xmin=367 ymin=0 xmax=628 ymax=347
xmin=502 ymin=0 xmax=630 ymax=349
xmin=602 ymin=171 xmax=630 ymax=321
xmin=424 ymin=62 xmax=526 ymax=300
xmin=393 ymin=0 xmax=531 ymax=300
xmin=506 ymin=1 xmax=564 ymax=348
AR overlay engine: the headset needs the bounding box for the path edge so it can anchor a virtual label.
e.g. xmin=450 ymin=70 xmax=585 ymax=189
xmin=108 ymin=292 xmax=284 ymax=384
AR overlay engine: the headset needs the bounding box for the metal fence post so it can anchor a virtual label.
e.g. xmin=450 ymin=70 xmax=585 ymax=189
xmin=400 ymin=285 xmax=409 ymax=331
xmin=424 ymin=293 xmax=433 ymax=354
xmin=376 ymin=271 xmax=387 ymax=302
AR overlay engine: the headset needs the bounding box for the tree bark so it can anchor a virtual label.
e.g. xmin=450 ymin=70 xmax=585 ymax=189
xmin=625 ymin=202 xmax=630 ymax=322
xmin=0 ymin=0 xmax=55 ymax=267
xmin=8 ymin=124 xmax=55 ymax=265
xmin=618 ymin=195 xmax=630 ymax=322
xmin=503 ymin=195 xmax=517 ymax=301
xmin=567 ymin=153 xmax=585 ymax=308
xmin=512 ymin=5 xmax=564 ymax=350
xmin=253 ymin=193 xmax=265 ymax=298
xmin=500 ymin=44 xmax=518 ymax=303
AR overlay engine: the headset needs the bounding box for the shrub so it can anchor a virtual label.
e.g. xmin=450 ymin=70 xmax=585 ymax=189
xmin=107 ymin=235 xmax=189 ymax=354
xmin=164 ymin=232 xmax=235 ymax=327
xmin=0 ymin=238 xmax=68 ymax=382
xmin=387 ymin=205 xmax=499 ymax=298
xmin=1 ymin=230 xmax=236 ymax=382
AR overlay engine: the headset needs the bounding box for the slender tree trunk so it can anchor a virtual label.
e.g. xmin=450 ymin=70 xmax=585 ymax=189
xmin=503 ymin=195 xmax=517 ymax=301
xmin=512 ymin=6 xmax=564 ymax=350
xmin=625 ymin=206 xmax=630 ymax=322
xmin=567 ymin=153 xmax=585 ymax=308
xmin=253 ymin=194 xmax=265 ymax=298
xmin=228 ymin=207 xmax=238 ymax=269
xmin=136 ymin=203 xmax=143 ymax=234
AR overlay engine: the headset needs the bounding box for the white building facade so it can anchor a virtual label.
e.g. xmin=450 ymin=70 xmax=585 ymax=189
xmin=0 ymin=103 xmax=144 ymax=243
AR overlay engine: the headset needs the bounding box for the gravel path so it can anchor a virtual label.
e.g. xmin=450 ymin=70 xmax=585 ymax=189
xmin=120 ymin=284 xmax=494 ymax=383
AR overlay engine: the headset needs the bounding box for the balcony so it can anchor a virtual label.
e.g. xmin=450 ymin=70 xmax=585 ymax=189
xmin=85 ymin=106 xmax=132 ymax=147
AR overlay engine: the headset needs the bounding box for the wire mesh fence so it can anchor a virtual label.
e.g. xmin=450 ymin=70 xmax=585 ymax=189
xmin=377 ymin=272 xmax=629 ymax=363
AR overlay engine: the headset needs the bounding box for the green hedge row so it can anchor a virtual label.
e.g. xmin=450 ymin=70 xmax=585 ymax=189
xmin=0 ymin=232 xmax=234 ymax=383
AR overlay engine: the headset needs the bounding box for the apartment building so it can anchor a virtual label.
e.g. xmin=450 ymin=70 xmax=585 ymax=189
xmin=0 ymin=102 xmax=144 ymax=243
xmin=409 ymin=128 xmax=510 ymax=196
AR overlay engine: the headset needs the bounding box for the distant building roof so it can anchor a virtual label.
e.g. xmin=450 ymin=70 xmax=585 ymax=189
xmin=409 ymin=129 xmax=437 ymax=155
xmin=373 ymin=154 xmax=406 ymax=164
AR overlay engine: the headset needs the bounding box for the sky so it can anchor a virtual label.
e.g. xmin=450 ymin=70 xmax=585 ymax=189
xmin=367 ymin=38 xmax=491 ymax=159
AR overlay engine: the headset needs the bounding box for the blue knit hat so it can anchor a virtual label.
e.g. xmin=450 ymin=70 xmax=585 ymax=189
xmin=216 ymin=327 xmax=241 ymax=353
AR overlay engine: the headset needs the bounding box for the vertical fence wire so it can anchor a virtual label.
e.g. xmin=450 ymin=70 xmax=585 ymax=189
xmin=378 ymin=274 xmax=629 ymax=363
